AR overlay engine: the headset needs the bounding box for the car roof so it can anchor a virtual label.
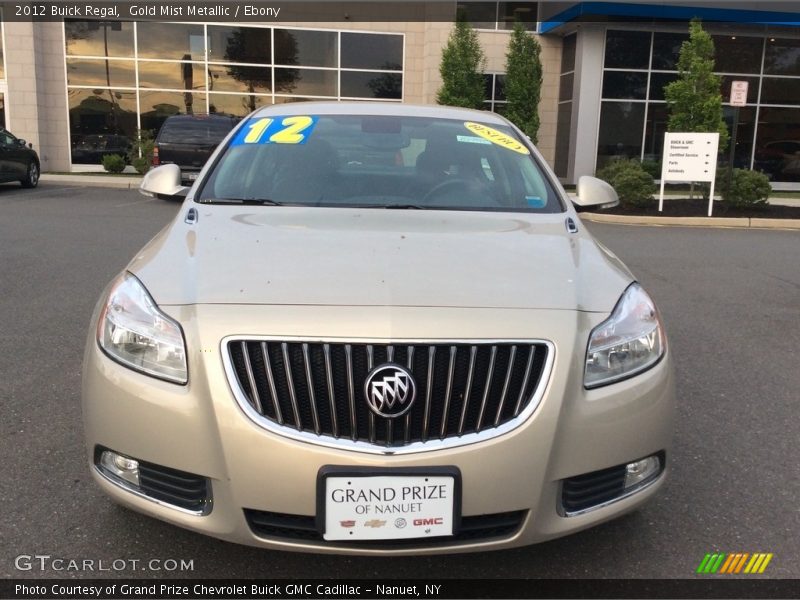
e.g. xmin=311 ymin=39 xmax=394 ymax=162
xmin=250 ymin=101 xmax=511 ymax=126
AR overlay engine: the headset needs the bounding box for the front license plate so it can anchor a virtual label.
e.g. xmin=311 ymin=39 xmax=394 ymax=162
xmin=321 ymin=471 xmax=458 ymax=541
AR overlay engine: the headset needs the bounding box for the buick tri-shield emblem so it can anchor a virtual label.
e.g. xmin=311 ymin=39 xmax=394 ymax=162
xmin=364 ymin=364 xmax=417 ymax=418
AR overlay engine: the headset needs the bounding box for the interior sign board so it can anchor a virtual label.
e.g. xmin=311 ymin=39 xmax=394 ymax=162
xmin=659 ymin=132 xmax=720 ymax=216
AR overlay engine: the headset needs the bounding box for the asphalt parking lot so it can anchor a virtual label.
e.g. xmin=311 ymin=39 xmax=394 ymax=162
xmin=1 ymin=184 xmax=798 ymax=580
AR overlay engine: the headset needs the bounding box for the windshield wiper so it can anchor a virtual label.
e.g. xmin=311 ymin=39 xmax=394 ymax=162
xmin=382 ymin=204 xmax=426 ymax=210
xmin=203 ymin=197 xmax=283 ymax=206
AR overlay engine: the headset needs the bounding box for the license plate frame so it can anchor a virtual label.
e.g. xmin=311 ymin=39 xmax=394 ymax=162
xmin=317 ymin=466 xmax=461 ymax=542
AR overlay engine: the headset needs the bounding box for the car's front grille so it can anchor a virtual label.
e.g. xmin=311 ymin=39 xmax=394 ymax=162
xmin=226 ymin=340 xmax=550 ymax=448
xmin=243 ymin=509 xmax=526 ymax=547
xmin=138 ymin=463 xmax=210 ymax=513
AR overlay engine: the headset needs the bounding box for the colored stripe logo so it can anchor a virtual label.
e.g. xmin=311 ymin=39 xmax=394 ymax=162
xmin=697 ymin=553 xmax=773 ymax=574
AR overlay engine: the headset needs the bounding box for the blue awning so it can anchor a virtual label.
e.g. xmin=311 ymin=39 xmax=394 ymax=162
xmin=540 ymin=2 xmax=800 ymax=34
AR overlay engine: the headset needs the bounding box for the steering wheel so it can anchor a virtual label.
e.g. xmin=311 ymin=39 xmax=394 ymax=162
xmin=422 ymin=178 xmax=472 ymax=203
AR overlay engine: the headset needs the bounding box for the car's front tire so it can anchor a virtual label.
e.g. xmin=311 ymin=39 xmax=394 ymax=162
xmin=21 ymin=161 xmax=40 ymax=188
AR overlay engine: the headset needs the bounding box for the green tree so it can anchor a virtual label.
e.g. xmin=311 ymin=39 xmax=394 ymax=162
xmin=503 ymin=21 xmax=543 ymax=143
xmin=436 ymin=19 xmax=486 ymax=109
xmin=664 ymin=18 xmax=729 ymax=152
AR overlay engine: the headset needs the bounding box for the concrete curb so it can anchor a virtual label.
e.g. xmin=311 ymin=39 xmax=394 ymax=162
xmin=581 ymin=212 xmax=800 ymax=230
xmin=41 ymin=174 xmax=143 ymax=189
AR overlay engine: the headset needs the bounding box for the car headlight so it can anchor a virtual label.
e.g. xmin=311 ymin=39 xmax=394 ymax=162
xmin=585 ymin=283 xmax=665 ymax=389
xmin=97 ymin=273 xmax=188 ymax=384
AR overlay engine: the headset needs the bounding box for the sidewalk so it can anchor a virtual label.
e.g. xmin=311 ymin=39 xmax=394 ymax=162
xmin=41 ymin=173 xmax=143 ymax=189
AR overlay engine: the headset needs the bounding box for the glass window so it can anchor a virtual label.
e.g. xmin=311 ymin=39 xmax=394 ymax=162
xmin=274 ymin=29 xmax=337 ymax=68
xmin=208 ymin=64 xmax=272 ymax=94
xmin=596 ymin=101 xmax=646 ymax=168
xmin=341 ymin=33 xmax=403 ymax=70
xmin=554 ymin=102 xmax=572 ymax=177
xmin=722 ymin=105 xmax=756 ymax=169
xmin=208 ymin=26 xmax=271 ymax=64
xmin=274 ymin=68 xmax=337 ymax=96
xmin=760 ymin=77 xmax=800 ymax=106
xmin=456 ymin=2 xmax=497 ymax=29
xmin=0 ymin=21 xmax=4 ymax=80
xmin=64 ymin=20 xmax=134 ymax=57
xmin=482 ymin=73 xmax=506 ymax=112
xmin=604 ymin=30 xmax=651 ymax=70
xmin=272 ymin=96 xmax=318 ymax=104
xmin=483 ymin=74 xmax=494 ymax=101
xmin=136 ymin=22 xmax=206 ymax=61
xmin=642 ymin=102 xmax=668 ymax=163
xmin=138 ymin=60 xmax=205 ymax=91
xmin=754 ymin=107 xmax=800 ymax=181
xmin=68 ymin=88 xmax=137 ymax=164
xmin=493 ymin=74 xmax=506 ymax=101
xmin=561 ymin=34 xmax=576 ymax=74
xmin=497 ymin=3 xmax=538 ymax=31
xmin=341 ymin=71 xmax=402 ymax=99
xmin=764 ymin=38 xmax=800 ymax=76
xmin=649 ymin=72 xmax=678 ymax=101
xmin=208 ymin=93 xmax=270 ymax=117
xmin=66 ymin=58 xmax=136 ymax=88
xmin=712 ymin=35 xmax=763 ymax=74
xmin=602 ymin=71 xmax=648 ymax=100
xmin=558 ymin=72 xmax=574 ymax=102
xmin=651 ymin=32 xmax=688 ymax=70
xmin=139 ymin=90 xmax=207 ymax=131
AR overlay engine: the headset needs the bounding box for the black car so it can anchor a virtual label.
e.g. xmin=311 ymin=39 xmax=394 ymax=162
xmin=71 ymin=134 xmax=132 ymax=165
xmin=0 ymin=128 xmax=40 ymax=188
xmin=153 ymin=114 xmax=239 ymax=185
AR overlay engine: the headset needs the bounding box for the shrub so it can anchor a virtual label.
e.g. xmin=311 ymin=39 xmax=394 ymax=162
xmin=101 ymin=154 xmax=126 ymax=174
xmin=720 ymin=168 xmax=771 ymax=209
xmin=131 ymin=156 xmax=150 ymax=175
xmin=436 ymin=19 xmax=485 ymax=109
xmin=640 ymin=159 xmax=661 ymax=179
xmin=596 ymin=159 xmax=656 ymax=209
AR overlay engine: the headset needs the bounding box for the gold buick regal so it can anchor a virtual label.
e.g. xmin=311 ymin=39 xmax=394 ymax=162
xmin=82 ymin=102 xmax=674 ymax=554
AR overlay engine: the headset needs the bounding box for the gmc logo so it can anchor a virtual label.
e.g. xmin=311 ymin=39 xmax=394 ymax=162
xmin=413 ymin=518 xmax=444 ymax=526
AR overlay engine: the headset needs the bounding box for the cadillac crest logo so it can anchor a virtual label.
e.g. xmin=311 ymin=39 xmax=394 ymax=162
xmin=364 ymin=363 xmax=417 ymax=418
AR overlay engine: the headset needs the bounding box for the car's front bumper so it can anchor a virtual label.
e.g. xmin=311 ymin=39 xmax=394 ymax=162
xmin=83 ymin=304 xmax=674 ymax=555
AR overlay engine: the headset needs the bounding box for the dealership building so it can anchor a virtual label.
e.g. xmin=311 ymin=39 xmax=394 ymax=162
xmin=2 ymin=1 xmax=800 ymax=185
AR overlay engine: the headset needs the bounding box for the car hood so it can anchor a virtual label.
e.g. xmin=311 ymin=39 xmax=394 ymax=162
xmin=129 ymin=205 xmax=633 ymax=312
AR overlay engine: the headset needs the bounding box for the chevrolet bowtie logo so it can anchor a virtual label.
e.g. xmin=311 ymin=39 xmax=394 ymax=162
xmin=364 ymin=519 xmax=387 ymax=528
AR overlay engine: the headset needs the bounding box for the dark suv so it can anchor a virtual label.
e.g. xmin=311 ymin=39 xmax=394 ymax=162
xmin=153 ymin=114 xmax=239 ymax=184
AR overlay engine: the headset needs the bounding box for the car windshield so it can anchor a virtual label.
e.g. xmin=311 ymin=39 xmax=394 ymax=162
xmin=197 ymin=114 xmax=563 ymax=212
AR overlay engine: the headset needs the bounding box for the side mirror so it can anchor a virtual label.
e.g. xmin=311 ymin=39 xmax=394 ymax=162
xmin=17 ymin=138 xmax=27 ymax=147
xmin=139 ymin=164 xmax=189 ymax=198
xmin=572 ymin=176 xmax=619 ymax=209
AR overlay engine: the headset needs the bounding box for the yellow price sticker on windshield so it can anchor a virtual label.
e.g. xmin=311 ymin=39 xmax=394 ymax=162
xmin=232 ymin=115 xmax=318 ymax=146
xmin=463 ymin=122 xmax=530 ymax=155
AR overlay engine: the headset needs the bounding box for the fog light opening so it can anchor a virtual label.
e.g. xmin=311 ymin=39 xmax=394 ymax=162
xmin=99 ymin=450 xmax=140 ymax=487
xmin=624 ymin=455 xmax=660 ymax=490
